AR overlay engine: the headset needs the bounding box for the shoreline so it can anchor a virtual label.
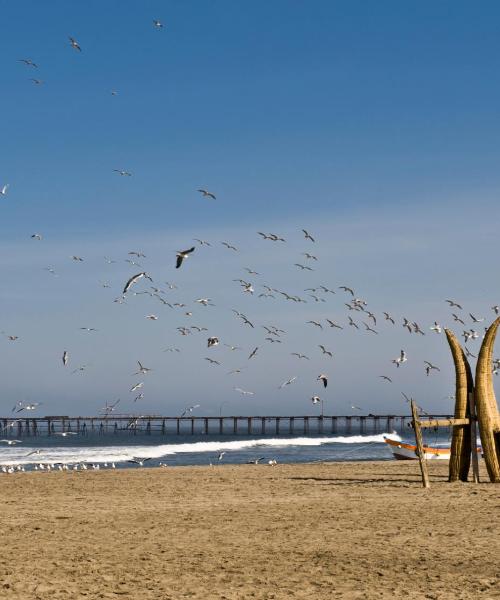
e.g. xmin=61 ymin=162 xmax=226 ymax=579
xmin=1 ymin=460 xmax=498 ymax=599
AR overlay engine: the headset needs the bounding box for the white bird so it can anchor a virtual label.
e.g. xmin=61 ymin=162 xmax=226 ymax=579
xmin=130 ymin=382 xmax=144 ymax=392
xmin=279 ymin=376 xmax=297 ymax=389
xmin=469 ymin=313 xmax=484 ymax=323
xmin=176 ymin=247 xmax=195 ymax=268
xmin=217 ymin=452 xmax=225 ymax=462
xmin=430 ymin=322 xmax=442 ymax=334
xmin=54 ymin=432 xmax=77 ymax=437
xmin=113 ymin=169 xmax=132 ymax=176
xmin=134 ymin=361 xmax=152 ymax=375
xmin=207 ymin=337 xmax=219 ymax=348
xmin=31 ymin=233 xmax=42 ymax=240
xmin=392 ymin=350 xmax=407 ymax=367
xmin=0 ymin=184 xmax=9 ymax=196
xmin=234 ymin=387 xmax=254 ymax=396
xmin=123 ymin=272 xmax=152 ymax=294
xmin=317 ymin=374 xmax=328 ymax=388
xmin=311 ymin=396 xmax=321 ymax=405
xmin=153 ymin=19 xmax=164 ymax=28
xmin=128 ymin=457 xmax=151 ymax=466
xmin=181 ymin=404 xmax=200 ymax=417
xmin=0 ymin=439 xmax=22 ymax=445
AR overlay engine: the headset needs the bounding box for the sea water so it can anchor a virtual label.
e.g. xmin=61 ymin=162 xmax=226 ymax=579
xmin=0 ymin=426 xmax=455 ymax=469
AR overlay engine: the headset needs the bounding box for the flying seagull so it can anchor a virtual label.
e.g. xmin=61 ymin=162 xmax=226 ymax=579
xmin=153 ymin=19 xmax=164 ymax=28
xmin=113 ymin=169 xmax=132 ymax=176
xmin=318 ymin=345 xmax=333 ymax=358
xmin=128 ymin=457 xmax=152 ymax=466
xmin=302 ymin=229 xmax=315 ymax=242
xmin=134 ymin=361 xmax=152 ymax=375
xmin=311 ymin=396 xmax=321 ymax=405
xmin=181 ymin=404 xmax=200 ymax=417
xmin=279 ymin=376 xmax=297 ymax=389
xmin=68 ymin=36 xmax=81 ymax=51
xmin=379 ymin=375 xmax=392 ymax=383
xmin=19 ymin=58 xmax=38 ymax=68
xmin=221 ymin=241 xmax=238 ymax=251
xmin=123 ymin=272 xmax=152 ymax=294
xmin=62 ymin=351 xmax=69 ymax=366
xmin=0 ymin=184 xmax=9 ymax=196
xmin=392 ymin=349 xmax=407 ymax=367
xmin=176 ymin=247 xmax=195 ymax=268
xmin=317 ymin=374 xmax=328 ymax=388
xmin=197 ymin=188 xmax=216 ymax=200
xmin=248 ymin=347 xmax=259 ymax=360
xmin=234 ymin=387 xmax=254 ymax=396
xmin=446 ymin=299 xmax=462 ymax=309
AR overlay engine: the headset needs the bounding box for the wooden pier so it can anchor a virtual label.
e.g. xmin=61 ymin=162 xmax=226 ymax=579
xmin=0 ymin=414 xmax=453 ymax=437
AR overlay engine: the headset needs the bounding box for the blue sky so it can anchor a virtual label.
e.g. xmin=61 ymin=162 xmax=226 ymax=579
xmin=1 ymin=1 xmax=500 ymax=417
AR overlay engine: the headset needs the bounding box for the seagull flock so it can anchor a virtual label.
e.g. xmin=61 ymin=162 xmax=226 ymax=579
xmin=3 ymin=14 xmax=500 ymax=473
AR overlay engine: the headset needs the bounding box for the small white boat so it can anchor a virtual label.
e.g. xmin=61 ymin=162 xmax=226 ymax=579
xmin=384 ymin=436 xmax=451 ymax=460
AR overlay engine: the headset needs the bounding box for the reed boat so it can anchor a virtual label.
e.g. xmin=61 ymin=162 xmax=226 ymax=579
xmin=384 ymin=436 xmax=451 ymax=460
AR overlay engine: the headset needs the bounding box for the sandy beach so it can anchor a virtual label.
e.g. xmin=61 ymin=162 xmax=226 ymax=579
xmin=0 ymin=461 xmax=498 ymax=600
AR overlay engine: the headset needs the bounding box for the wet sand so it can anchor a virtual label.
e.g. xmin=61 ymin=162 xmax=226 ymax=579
xmin=0 ymin=461 xmax=499 ymax=600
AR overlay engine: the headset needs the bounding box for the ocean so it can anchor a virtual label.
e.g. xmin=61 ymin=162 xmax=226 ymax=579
xmin=0 ymin=425 xmax=455 ymax=469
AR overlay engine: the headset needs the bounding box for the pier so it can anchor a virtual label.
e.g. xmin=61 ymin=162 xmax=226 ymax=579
xmin=0 ymin=414 xmax=453 ymax=437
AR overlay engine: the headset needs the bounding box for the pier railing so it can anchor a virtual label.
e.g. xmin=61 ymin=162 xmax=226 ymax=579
xmin=0 ymin=414 xmax=453 ymax=437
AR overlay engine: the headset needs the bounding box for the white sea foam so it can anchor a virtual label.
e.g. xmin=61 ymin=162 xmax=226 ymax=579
xmin=0 ymin=433 xmax=402 ymax=465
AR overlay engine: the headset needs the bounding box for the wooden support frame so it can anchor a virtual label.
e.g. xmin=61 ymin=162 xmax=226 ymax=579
xmin=411 ymin=400 xmax=430 ymax=489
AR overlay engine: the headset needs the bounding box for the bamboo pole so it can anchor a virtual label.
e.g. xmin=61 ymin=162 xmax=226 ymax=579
xmin=475 ymin=317 xmax=500 ymax=483
xmin=445 ymin=329 xmax=473 ymax=482
xmin=411 ymin=400 xmax=430 ymax=489
xmin=469 ymin=392 xmax=480 ymax=484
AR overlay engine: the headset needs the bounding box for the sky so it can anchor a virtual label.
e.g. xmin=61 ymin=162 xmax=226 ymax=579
xmin=1 ymin=1 xmax=500 ymax=417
